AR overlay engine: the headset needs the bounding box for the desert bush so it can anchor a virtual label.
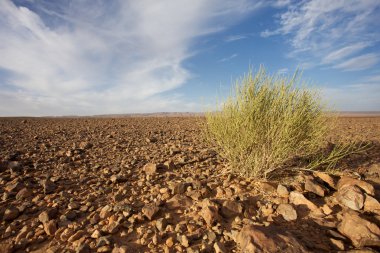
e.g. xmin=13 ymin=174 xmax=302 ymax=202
xmin=205 ymin=67 xmax=329 ymax=178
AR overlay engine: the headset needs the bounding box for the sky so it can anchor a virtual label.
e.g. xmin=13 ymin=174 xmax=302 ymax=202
xmin=0 ymin=0 xmax=380 ymax=116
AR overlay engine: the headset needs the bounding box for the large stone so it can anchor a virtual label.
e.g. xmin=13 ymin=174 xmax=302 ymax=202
xmin=236 ymin=225 xmax=309 ymax=252
xmin=41 ymin=179 xmax=56 ymax=194
xmin=79 ymin=141 xmax=92 ymax=150
xmin=169 ymin=181 xmax=186 ymax=194
xmin=15 ymin=187 xmax=32 ymax=200
xmin=289 ymin=191 xmax=318 ymax=211
xmin=8 ymin=161 xmax=22 ymax=174
xmin=364 ymin=194 xmax=380 ymax=215
xmin=43 ymin=220 xmax=57 ymax=236
xmin=177 ymin=234 xmax=189 ymax=248
xmin=338 ymin=212 xmax=380 ymax=247
xmin=142 ymin=203 xmax=159 ymax=220
xmin=305 ymin=179 xmax=326 ymax=197
xmin=3 ymin=206 xmax=19 ymax=221
xmin=143 ymin=163 xmax=157 ymax=175
xmin=220 ymin=200 xmax=243 ymax=218
xmin=68 ymin=230 xmax=86 ymax=243
xmin=38 ymin=209 xmax=58 ymax=223
xmin=200 ymin=199 xmax=220 ymax=227
xmin=277 ymin=204 xmax=297 ymax=221
xmin=313 ymin=172 xmax=337 ymax=189
xmin=277 ymin=184 xmax=289 ymax=198
xmin=337 ymin=177 xmax=375 ymax=196
xmin=214 ymin=241 xmax=227 ymax=253
xmin=166 ymin=194 xmax=193 ymax=209
xmin=100 ymin=205 xmax=112 ymax=219
xmin=336 ymin=185 xmax=364 ymax=211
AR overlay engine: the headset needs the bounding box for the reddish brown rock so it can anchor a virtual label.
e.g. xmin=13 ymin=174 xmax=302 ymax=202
xmin=277 ymin=203 xmax=297 ymax=221
xmin=220 ymin=200 xmax=243 ymax=218
xmin=277 ymin=184 xmax=289 ymax=198
xmin=44 ymin=220 xmax=57 ymax=236
xmin=142 ymin=203 xmax=159 ymax=220
xmin=166 ymin=194 xmax=193 ymax=209
xmin=3 ymin=206 xmax=19 ymax=221
xmin=15 ymin=187 xmax=32 ymax=200
xmin=289 ymin=191 xmax=318 ymax=211
xmin=143 ymin=163 xmax=157 ymax=175
xmin=200 ymin=199 xmax=220 ymax=227
xmin=236 ymin=225 xmax=309 ymax=252
xmin=313 ymin=171 xmax=337 ymax=189
xmin=364 ymin=194 xmax=380 ymax=215
xmin=336 ymin=185 xmax=364 ymax=211
xmin=337 ymin=177 xmax=375 ymax=196
xmin=338 ymin=211 xmax=380 ymax=247
xmin=38 ymin=209 xmax=57 ymax=223
xmin=305 ymin=179 xmax=326 ymax=197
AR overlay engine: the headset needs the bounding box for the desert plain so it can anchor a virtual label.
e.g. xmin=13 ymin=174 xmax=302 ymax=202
xmin=1 ymin=115 xmax=380 ymax=252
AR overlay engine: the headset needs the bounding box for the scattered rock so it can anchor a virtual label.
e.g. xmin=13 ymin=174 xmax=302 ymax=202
xmin=142 ymin=203 xmax=159 ymax=220
xmin=236 ymin=225 xmax=309 ymax=252
xmin=330 ymin=238 xmax=345 ymax=250
xmin=364 ymin=194 xmax=380 ymax=214
xmin=313 ymin=171 xmax=337 ymax=189
xmin=289 ymin=191 xmax=318 ymax=211
xmin=100 ymin=205 xmax=112 ymax=219
xmin=277 ymin=203 xmax=297 ymax=221
xmin=337 ymin=177 xmax=375 ymax=196
xmin=143 ymin=163 xmax=157 ymax=175
xmin=155 ymin=218 xmax=167 ymax=232
xmin=68 ymin=201 xmax=80 ymax=210
xmin=76 ymin=243 xmax=90 ymax=253
xmin=305 ymin=178 xmax=326 ymax=197
xmin=200 ymin=199 xmax=220 ymax=227
xmin=68 ymin=230 xmax=86 ymax=243
xmin=91 ymin=230 xmax=102 ymax=239
xmin=15 ymin=187 xmax=32 ymax=199
xmin=43 ymin=220 xmax=57 ymax=236
xmin=41 ymin=179 xmax=56 ymax=194
xmin=166 ymin=237 xmax=174 ymax=247
xmin=336 ymin=185 xmax=364 ymax=211
xmin=3 ymin=206 xmax=19 ymax=221
xmin=214 ymin=241 xmax=227 ymax=253
xmin=1 ymin=114 xmax=379 ymax=252
xmin=259 ymin=182 xmax=277 ymax=192
xmin=166 ymin=194 xmax=193 ymax=209
xmin=177 ymin=234 xmax=189 ymax=248
xmin=220 ymin=200 xmax=243 ymax=218
xmin=170 ymin=181 xmax=186 ymax=194
xmin=277 ymin=184 xmax=289 ymax=198
xmin=79 ymin=141 xmax=93 ymax=150
xmin=38 ymin=209 xmax=57 ymax=223
xmin=338 ymin=211 xmax=380 ymax=247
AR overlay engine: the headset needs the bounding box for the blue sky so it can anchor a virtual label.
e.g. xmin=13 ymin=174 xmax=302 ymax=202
xmin=0 ymin=0 xmax=380 ymax=116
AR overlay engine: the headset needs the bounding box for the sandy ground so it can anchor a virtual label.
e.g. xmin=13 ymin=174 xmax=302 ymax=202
xmin=0 ymin=116 xmax=380 ymax=252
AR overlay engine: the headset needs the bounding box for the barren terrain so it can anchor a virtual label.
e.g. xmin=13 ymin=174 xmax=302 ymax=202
xmin=1 ymin=116 xmax=380 ymax=252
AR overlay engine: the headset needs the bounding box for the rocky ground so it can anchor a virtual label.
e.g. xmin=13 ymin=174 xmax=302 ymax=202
xmin=1 ymin=116 xmax=380 ymax=253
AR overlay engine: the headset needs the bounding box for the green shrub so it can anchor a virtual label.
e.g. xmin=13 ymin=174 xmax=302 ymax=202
xmin=205 ymin=67 xmax=328 ymax=178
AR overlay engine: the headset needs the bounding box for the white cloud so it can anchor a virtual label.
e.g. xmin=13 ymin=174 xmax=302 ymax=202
xmin=322 ymin=42 xmax=370 ymax=64
xmin=334 ymin=53 xmax=379 ymax=71
xmin=367 ymin=74 xmax=380 ymax=82
xmin=271 ymin=0 xmax=292 ymax=8
xmin=277 ymin=68 xmax=288 ymax=74
xmin=224 ymin=34 xmax=247 ymax=42
xmin=262 ymin=0 xmax=380 ymax=70
xmin=218 ymin=54 xmax=238 ymax=62
xmin=0 ymin=0 xmax=259 ymax=116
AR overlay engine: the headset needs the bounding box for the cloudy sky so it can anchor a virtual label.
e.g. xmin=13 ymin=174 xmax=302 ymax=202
xmin=1 ymin=0 xmax=380 ymax=116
